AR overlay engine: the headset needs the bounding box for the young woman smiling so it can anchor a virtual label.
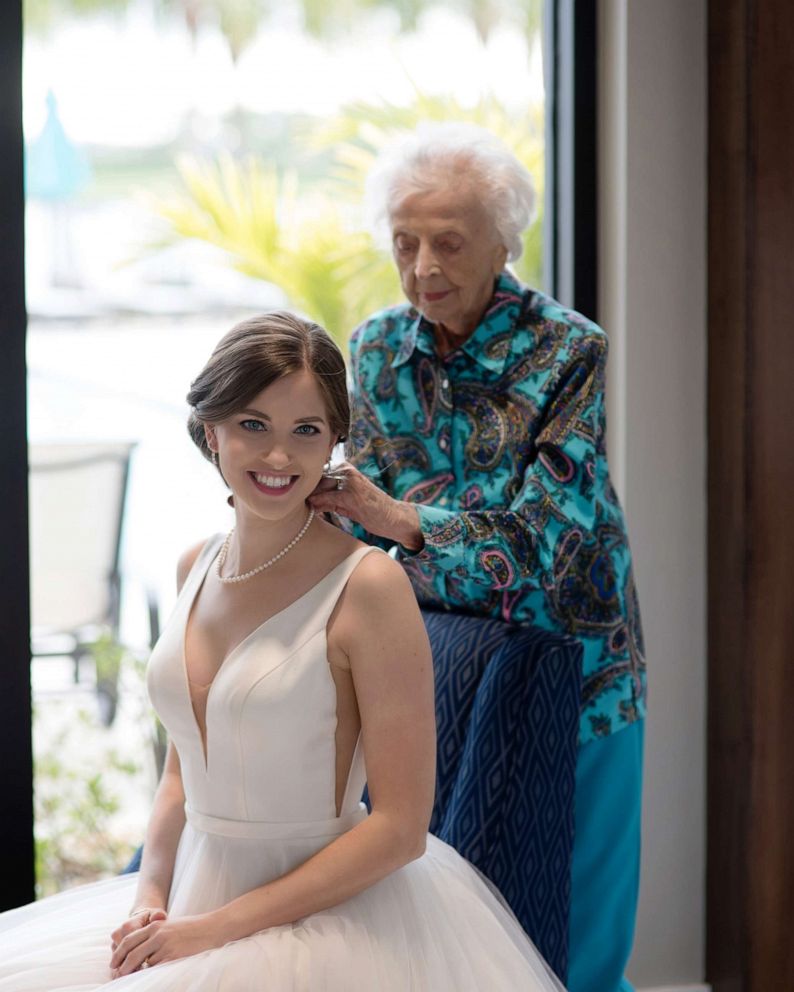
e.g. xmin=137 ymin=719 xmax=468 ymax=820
xmin=0 ymin=310 xmax=565 ymax=992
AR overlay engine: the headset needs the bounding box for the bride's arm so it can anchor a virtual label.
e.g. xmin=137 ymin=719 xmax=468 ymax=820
xmin=109 ymin=743 xmax=186 ymax=961
xmin=111 ymin=550 xmax=436 ymax=974
xmin=128 ymin=541 xmax=205 ymax=913
xmin=110 ymin=543 xmax=203 ymax=960
xmin=129 ymin=742 xmax=186 ymax=913
xmin=219 ymin=551 xmax=436 ymax=932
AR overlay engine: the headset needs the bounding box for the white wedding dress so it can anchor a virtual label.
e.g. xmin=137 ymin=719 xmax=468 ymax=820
xmin=0 ymin=539 xmax=565 ymax=991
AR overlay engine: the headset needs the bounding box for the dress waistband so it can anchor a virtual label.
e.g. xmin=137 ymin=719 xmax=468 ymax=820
xmin=185 ymin=803 xmax=368 ymax=840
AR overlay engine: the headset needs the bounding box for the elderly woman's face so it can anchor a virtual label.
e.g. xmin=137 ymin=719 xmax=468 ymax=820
xmin=389 ymin=183 xmax=508 ymax=339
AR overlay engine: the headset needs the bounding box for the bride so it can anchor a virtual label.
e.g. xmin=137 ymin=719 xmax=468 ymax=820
xmin=0 ymin=311 xmax=564 ymax=990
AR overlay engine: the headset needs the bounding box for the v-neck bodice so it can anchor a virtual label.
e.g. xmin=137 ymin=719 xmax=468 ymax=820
xmin=147 ymin=536 xmax=379 ymax=826
xmin=0 ymin=545 xmax=568 ymax=992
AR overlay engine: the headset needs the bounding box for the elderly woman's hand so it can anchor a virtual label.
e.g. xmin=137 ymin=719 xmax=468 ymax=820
xmin=308 ymin=462 xmax=423 ymax=552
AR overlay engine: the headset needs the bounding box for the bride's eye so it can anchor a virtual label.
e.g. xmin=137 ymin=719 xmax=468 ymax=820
xmin=240 ymin=419 xmax=267 ymax=432
xmin=295 ymin=424 xmax=320 ymax=436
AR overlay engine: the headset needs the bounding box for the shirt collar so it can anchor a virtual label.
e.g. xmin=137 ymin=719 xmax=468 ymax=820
xmin=390 ymin=270 xmax=530 ymax=372
xmin=391 ymin=309 xmax=433 ymax=368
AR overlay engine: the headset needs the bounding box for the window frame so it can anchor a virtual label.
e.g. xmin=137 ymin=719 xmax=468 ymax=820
xmin=0 ymin=0 xmax=35 ymax=910
xmin=544 ymin=0 xmax=598 ymax=317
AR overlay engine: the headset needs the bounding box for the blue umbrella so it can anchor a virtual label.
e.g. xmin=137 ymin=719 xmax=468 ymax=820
xmin=26 ymin=90 xmax=91 ymax=201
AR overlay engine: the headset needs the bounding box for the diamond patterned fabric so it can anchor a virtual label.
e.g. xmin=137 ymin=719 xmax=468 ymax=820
xmin=422 ymin=610 xmax=582 ymax=984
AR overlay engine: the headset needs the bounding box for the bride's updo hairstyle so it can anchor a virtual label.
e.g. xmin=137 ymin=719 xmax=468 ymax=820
xmin=187 ymin=310 xmax=350 ymax=468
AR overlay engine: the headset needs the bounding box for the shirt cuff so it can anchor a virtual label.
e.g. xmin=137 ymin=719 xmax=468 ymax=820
xmin=401 ymin=504 xmax=466 ymax=568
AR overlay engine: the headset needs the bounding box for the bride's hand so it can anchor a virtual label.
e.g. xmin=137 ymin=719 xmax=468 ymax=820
xmin=110 ymin=907 xmax=167 ymax=953
xmin=109 ymin=913 xmax=224 ymax=978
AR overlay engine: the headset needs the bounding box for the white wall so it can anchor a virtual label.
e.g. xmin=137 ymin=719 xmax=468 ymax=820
xmin=598 ymin=1 xmax=708 ymax=988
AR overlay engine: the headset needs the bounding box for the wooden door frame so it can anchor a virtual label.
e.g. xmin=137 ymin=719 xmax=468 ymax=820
xmin=707 ymin=0 xmax=794 ymax=987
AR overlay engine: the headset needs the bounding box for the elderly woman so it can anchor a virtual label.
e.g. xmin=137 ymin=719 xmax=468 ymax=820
xmin=310 ymin=122 xmax=645 ymax=992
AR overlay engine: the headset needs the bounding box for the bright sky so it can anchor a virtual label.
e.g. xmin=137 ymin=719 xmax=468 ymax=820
xmin=23 ymin=4 xmax=544 ymax=146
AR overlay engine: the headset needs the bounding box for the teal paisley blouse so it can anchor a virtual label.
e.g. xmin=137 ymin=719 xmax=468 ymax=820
xmin=347 ymin=269 xmax=646 ymax=745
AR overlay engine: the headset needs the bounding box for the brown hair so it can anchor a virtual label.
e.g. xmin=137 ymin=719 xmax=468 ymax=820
xmin=187 ymin=311 xmax=349 ymax=466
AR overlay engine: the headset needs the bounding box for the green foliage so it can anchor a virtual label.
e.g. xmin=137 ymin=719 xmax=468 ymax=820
xmin=149 ymin=153 xmax=402 ymax=343
xmin=149 ymin=94 xmax=544 ymax=342
xmin=298 ymin=0 xmax=423 ymax=38
xmin=156 ymin=0 xmax=268 ymax=59
xmin=215 ymin=0 xmax=268 ymax=62
xmin=32 ymin=640 xmax=164 ymax=896
xmin=89 ymin=630 xmax=125 ymax=683
xmin=24 ymin=0 xmax=544 ymax=58
xmin=24 ymin=0 xmax=265 ymax=62
xmin=455 ymin=0 xmax=543 ymax=44
xmin=280 ymin=0 xmax=540 ymax=43
xmin=23 ymin=0 xmax=129 ymax=33
xmin=34 ymin=709 xmax=141 ymax=896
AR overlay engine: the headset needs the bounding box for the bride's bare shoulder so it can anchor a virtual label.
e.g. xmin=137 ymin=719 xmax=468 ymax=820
xmin=340 ymin=546 xmax=417 ymax=620
xmin=348 ymin=546 xmax=412 ymax=593
xmin=328 ymin=547 xmax=427 ymax=665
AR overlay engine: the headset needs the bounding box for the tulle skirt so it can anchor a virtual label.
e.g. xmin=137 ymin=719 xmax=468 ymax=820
xmin=0 ymin=819 xmax=565 ymax=991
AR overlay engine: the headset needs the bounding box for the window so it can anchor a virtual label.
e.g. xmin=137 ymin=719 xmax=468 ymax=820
xmin=15 ymin=0 xmax=557 ymax=899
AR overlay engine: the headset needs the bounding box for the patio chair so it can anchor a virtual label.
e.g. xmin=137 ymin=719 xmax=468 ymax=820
xmin=29 ymin=441 xmax=136 ymax=687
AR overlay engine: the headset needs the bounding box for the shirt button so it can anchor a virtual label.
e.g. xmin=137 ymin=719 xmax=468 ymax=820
xmin=439 ymin=496 xmax=449 ymax=507
xmin=441 ymin=377 xmax=450 ymax=390
xmin=438 ymin=438 xmax=448 ymax=451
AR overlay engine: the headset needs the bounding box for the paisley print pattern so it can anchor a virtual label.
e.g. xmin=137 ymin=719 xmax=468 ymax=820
xmin=455 ymin=383 xmax=539 ymax=474
xmin=421 ymin=515 xmax=467 ymax=548
xmin=381 ymin=435 xmax=432 ymax=470
xmin=459 ymin=389 xmax=511 ymax=471
xmin=547 ymin=524 xmax=623 ymax=636
xmin=462 ymin=484 xmax=485 ymax=509
xmin=480 ymin=549 xmax=515 ymax=590
xmin=403 ymin=473 xmax=455 ymax=505
xmin=483 ymin=330 xmax=514 ymax=362
xmin=538 ymin=445 xmax=576 ymax=483
xmin=528 ymin=319 xmax=569 ymax=370
xmin=347 ymin=270 xmax=646 ymax=745
xmin=415 ymin=357 xmax=439 ymax=432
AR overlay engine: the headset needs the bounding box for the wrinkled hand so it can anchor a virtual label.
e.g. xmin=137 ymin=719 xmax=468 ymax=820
xmin=308 ymin=462 xmax=422 ymax=551
xmin=110 ymin=912 xmax=223 ymax=978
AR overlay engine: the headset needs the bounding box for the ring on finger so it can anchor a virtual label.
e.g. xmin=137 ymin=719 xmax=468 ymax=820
xmin=324 ymin=473 xmax=346 ymax=491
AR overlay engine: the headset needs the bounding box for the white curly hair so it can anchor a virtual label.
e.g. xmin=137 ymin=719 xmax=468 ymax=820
xmin=365 ymin=121 xmax=536 ymax=263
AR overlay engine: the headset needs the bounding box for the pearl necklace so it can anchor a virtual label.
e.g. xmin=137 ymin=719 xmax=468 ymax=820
xmin=216 ymin=508 xmax=315 ymax=584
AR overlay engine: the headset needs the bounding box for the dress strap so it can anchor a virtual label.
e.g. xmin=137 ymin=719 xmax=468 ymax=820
xmin=180 ymin=533 xmax=224 ymax=594
xmin=309 ymin=545 xmax=385 ymax=630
